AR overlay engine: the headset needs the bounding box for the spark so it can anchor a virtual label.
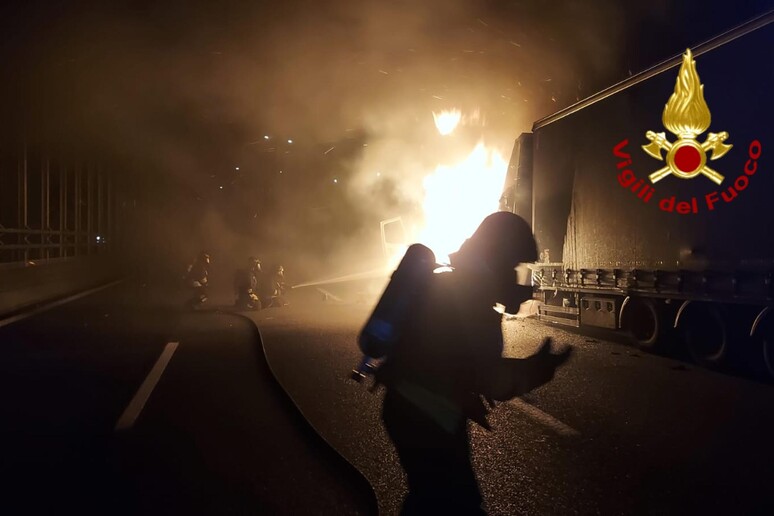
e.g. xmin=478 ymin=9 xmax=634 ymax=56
xmin=323 ymin=146 xmax=335 ymax=155
xmin=287 ymin=139 xmax=293 ymax=144
xmin=378 ymin=69 xmax=389 ymax=75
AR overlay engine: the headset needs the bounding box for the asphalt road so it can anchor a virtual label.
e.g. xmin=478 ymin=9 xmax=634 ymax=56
xmin=0 ymin=281 xmax=376 ymax=515
xmin=252 ymin=285 xmax=774 ymax=516
xmin=4 ymin=279 xmax=774 ymax=515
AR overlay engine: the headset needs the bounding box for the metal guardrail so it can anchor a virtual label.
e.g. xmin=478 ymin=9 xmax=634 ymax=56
xmin=0 ymin=145 xmax=114 ymax=264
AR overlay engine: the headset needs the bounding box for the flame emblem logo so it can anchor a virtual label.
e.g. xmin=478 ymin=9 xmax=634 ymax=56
xmin=642 ymin=49 xmax=732 ymax=185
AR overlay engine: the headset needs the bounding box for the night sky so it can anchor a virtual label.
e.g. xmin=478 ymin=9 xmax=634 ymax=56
xmin=1 ymin=1 xmax=770 ymax=279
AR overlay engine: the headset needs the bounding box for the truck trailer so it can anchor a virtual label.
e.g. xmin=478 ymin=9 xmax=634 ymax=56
xmin=501 ymin=12 xmax=774 ymax=374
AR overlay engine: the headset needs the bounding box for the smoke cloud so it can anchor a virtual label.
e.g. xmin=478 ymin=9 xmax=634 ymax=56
xmin=2 ymin=0 xmax=766 ymax=282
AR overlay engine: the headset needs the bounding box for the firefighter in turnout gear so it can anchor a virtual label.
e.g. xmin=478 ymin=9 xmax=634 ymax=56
xmin=260 ymin=264 xmax=288 ymax=308
xmin=185 ymin=251 xmax=211 ymax=309
xmin=234 ymin=256 xmax=262 ymax=310
xmin=376 ymin=212 xmax=572 ymax=514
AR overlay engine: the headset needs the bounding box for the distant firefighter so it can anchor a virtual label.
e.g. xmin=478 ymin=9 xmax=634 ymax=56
xmin=260 ymin=264 xmax=289 ymax=308
xmin=234 ymin=256 xmax=262 ymax=310
xmin=184 ymin=251 xmax=210 ymax=309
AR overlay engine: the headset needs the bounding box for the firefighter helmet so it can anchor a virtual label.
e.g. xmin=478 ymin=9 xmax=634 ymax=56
xmin=452 ymin=211 xmax=537 ymax=271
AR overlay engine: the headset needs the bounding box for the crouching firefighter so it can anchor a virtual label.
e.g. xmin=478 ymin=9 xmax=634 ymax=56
xmin=352 ymin=212 xmax=572 ymax=515
xmin=185 ymin=251 xmax=211 ymax=309
xmin=234 ymin=256 xmax=262 ymax=310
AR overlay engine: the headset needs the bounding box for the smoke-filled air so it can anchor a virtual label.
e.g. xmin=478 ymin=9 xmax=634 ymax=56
xmin=3 ymin=0 xmax=760 ymax=284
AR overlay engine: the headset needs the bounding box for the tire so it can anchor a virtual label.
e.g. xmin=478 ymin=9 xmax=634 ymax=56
xmin=746 ymin=308 xmax=774 ymax=380
xmin=760 ymin=333 xmax=774 ymax=380
xmin=623 ymin=297 xmax=660 ymax=350
xmin=682 ymin=303 xmax=728 ymax=368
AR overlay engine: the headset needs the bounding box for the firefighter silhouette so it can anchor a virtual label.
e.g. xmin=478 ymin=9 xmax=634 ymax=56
xmin=259 ymin=264 xmax=288 ymax=308
xmin=376 ymin=212 xmax=572 ymax=514
xmin=184 ymin=251 xmax=210 ymax=309
xmin=234 ymin=256 xmax=262 ymax=310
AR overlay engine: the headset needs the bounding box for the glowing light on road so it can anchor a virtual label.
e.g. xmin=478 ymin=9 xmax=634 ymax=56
xmin=432 ymin=109 xmax=462 ymax=136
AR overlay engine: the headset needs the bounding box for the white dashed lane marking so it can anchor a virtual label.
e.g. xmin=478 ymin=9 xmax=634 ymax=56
xmin=115 ymin=341 xmax=179 ymax=431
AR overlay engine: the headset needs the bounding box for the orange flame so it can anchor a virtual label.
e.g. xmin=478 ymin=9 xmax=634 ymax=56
xmin=419 ymin=141 xmax=507 ymax=264
xmin=384 ymin=110 xmax=507 ymax=268
xmin=432 ymin=109 xmax=462 ymax=136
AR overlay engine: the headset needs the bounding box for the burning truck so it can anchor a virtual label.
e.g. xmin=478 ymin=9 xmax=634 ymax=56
xmin=500 ymin=13 xmax=773 ymax=375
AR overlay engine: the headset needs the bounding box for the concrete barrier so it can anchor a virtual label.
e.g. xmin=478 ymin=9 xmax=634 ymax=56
xmin=0 ymin=256 xmax=119 ymax=319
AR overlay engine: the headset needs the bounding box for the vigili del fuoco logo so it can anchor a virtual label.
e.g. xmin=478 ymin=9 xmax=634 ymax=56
xmin=612 ymin=49 xmax=762 ymax=214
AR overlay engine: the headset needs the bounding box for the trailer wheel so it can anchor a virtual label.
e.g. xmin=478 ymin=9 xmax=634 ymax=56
xmin=748 ymin=308 xmax=774 ymax=380
xmin=682 ymin=304 xmax=727 ymax=368
xmin=622 ymin=297 xmax=660 ymax=350
xmin=761 ymin=335 xmax=774 ymax=380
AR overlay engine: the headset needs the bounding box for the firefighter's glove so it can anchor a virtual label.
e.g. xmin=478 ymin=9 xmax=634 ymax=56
xmin=490 ymin=337 xmax=573 ymax=401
